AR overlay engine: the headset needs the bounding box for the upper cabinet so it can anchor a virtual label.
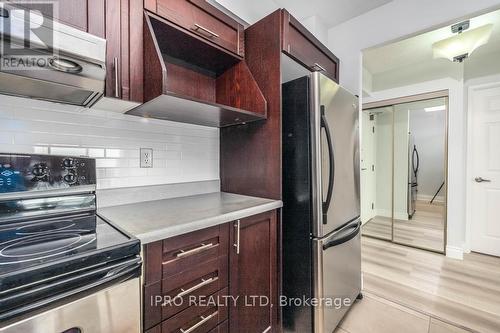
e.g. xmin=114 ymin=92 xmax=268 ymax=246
xmin=144 ymin=0 xmax=244 ymax=58
xmin=6 ymin=0 xmax=104 ymax=35
xmin=281 ymin=10 xmax=339 ymax=82
xmin=104 ymin=0 xmax=144 ymax=103
xmin=125 ymin=4 xmax=267 ymax=128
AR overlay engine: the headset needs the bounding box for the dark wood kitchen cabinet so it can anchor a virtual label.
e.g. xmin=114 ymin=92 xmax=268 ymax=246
xmin=142 ymin=209 xmax=278 ymax=333
xmin=6 ymin=0 xmax=104 ymax=35
xmin=281 ymin=9 xmax=339 ymax=82
xmin=144 ymin=0 xmax=245 ymax=57
xmin=229 ymin=211 xmax=278 ymax=333
xmin=104 ymin=0 xmax=144 ymax=102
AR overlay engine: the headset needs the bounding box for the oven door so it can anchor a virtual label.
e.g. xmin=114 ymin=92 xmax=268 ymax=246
xmin=0 ymin=277 xmax=140 ymax=333
xmin=313 ymin=218 xmax=362 ymax=333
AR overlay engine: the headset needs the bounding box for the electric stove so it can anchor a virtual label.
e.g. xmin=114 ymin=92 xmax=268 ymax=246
xmin=0 ymin=153 xmax=141 ymax=322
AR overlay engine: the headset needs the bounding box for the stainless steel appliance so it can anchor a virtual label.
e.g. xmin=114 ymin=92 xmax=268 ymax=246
xmin=0 ymin=3 xmax=106 ymax=107
xmin=0 ymin=153 xmax=141 ymax=332
xmin=282 ymin=72 xmax=361 ymax=333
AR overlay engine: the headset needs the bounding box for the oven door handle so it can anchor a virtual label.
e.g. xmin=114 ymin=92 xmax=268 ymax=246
xmin=0 ymin=257 xmax=142 ymax=321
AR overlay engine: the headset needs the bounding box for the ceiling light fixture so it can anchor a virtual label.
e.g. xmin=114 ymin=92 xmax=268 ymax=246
xmin=432 ymin=21 xmax=493 ymax=63
xmin=424 ymin=105 xmax=446 ymax=112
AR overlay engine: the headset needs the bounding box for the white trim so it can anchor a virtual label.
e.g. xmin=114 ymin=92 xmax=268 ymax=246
xmin=465 ymin=81 xmax=500 ymax=253
xmin=416 ymin=194 xmax=445 ymax=203
xmin=446 ymin=245 xmax=464 ymax=260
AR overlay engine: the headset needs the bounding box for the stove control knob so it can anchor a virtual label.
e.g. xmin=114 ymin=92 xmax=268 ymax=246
xmin=64 ymin=173 xmax=77 ymax=184
xmin=32 ymin=164 xmax=49 ymax=179
xmin=63 ymin=158 xmax=76 ymax=168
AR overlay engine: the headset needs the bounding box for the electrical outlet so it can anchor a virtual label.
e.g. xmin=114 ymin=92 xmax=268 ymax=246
xmin=140 ymin=148 xmax=153 ymax=168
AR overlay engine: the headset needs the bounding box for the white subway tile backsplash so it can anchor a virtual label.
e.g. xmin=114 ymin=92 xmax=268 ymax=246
xmin=0 ymin=95 xmax=220 ymax=189
xmin=88 ymin=148 xmax=105 ymax=158
xmin=50 ymin=147 xmax=88 ymax=156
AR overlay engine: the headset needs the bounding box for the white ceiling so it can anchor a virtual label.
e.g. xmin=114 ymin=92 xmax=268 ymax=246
xmin=212 ymin=0 xmax=393 ymax=27
xmin=275 ymin=0 xmax=393 ymax=28
xmin=364 ymin=9 xmax=500 ymax=75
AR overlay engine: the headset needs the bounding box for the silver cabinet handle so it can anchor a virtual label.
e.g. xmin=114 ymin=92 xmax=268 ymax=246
xmin=176 ymin=243 xmax=214 ymax=258
xmin=176 ymin=277 xmax=218 ymax=299
xmin=163 ymin=276 xmax=219 ymax=306
xmin=475 ymin=177 xmax=491 ymax=183
xmin=180 ymin=311 xmax=218 ymax=333
xmin=193 ymin=23 xmax=219 ymax=38
xmin=313 ymin=63 xmax=326 ymax=72
xmin=233 ymin=220 xmax=240 ymax=254
xmin=113 ymin=57 xmax=120 ymax=98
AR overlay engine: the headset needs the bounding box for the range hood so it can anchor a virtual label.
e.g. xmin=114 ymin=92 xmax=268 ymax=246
xmin=0 ymin=3 xmax=106 ymax=107
xmin=127 ymin=12 xmax=267 ymax=128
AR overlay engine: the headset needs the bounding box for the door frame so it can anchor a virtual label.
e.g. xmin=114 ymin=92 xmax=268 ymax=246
xmin=362 ymin=90 xmax=449 ymax=255
xmin=465 ymin=81 xmax=500 ymax=254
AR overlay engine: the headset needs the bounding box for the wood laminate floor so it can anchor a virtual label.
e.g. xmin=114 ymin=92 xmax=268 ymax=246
xmin=363 ymin=201 xmax=445 ymax=252
xmin=358 ymin=237 xmax=500 ymax=333
xmin=335 ymin=292 xmax=473 ymax=333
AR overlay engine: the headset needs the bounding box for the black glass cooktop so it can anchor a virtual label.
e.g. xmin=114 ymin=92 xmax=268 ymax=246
xmin=0 ymin=216 xmax=139 ymax=292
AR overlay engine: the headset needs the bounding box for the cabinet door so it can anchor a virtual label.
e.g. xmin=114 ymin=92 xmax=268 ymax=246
xmin=154 ymin=0 xmax=244 ymax=57
xmin=105 ymin=0 xmax=143 ymax=103
xmin=281 ymin=10 xmax=339 ymax=82
xmin=229 ymin=211 xmax=278 ymax=333
xmin=7 ymin=0 xmax=88 ymax=31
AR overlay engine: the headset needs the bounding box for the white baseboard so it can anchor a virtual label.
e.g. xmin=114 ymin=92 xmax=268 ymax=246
xmin=375 ymin=209 xmax=392 ymax=218
xmin=446 ymin=245 xmax=464 ymax=260
xmin=417 ymin=194 xmax=445 ymax=203
xmin=394 ymin=211 xmax=409 ymax=220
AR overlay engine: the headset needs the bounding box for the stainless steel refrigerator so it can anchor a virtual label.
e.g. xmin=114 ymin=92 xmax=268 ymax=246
xmin=282 ymin=72 xmax=362 ymax=333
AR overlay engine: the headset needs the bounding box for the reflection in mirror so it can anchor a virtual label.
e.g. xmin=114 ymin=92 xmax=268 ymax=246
xmin=361 ymin=106 xmax=393 ymax=241
xmin=393 ymin=98 xmax=446 ymax=252
xmin=361 ymin=97 xmax=447 ymax=253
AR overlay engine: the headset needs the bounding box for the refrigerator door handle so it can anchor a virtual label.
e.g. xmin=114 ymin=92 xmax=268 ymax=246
xmin=322 ymin=220 xmax=361 ymax=250
xmin=321 ymin=105 xmax=335 ymax=225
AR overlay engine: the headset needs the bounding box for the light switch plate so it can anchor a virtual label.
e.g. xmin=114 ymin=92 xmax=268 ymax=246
xmin=140 ymin=148 xmax=153 ymax=168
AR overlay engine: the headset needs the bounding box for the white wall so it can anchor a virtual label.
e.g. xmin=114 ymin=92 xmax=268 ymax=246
xmin=327 ymin=0 xmax=500 ymax=94
xmin=364 ymin=78 xmax=465 ymax=257
xmin=409 ymin=106 xmax=446 ymax=201
xmin=393 ymin=105 xmax=409 ymax=220
xmin=0 ymin=95 xmax=220 ymax=190
xmin=300 ymin=15 xmax=329 ymax=45
xmin=374 ymin=109 xmax=393 ymax=217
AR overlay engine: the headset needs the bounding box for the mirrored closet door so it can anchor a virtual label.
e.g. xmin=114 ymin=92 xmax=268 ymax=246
xmin=361 ymin=96 xmax=447 ymax=253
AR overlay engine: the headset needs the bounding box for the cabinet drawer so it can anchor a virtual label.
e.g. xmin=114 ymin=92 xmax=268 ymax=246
xmin=282 ymin=10 xmax=339 ymax=82
xmin=162 ymin=256 xmax=228 ymax=319
xmin=155 ymin=0 xmax=244 ymax=57
xmin=162 ymin=224 xmax=229 ymax=278
xmin=161 ymin=288 xmax=229 ymax=333
xmin=208 ymin=320 xmax=228 ymax=333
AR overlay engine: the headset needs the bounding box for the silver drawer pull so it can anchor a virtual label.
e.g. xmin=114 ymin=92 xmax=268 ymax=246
xmin=163 ymin=276 xmax=219 ymax=306
xmin=176 ymin=277 xmax=218 ymax=299
xmin=313 ymin=62 xmax=326 ymax=72
xmin=233 ymin=220 xmax=240 ymax=254
xmin=113 ymin=57 xmax=120 ymax=98
xmin=176 ymin=243 xmax=214 ymax=258
xmin=180 ymin=311 xmax=218 ymax=333
xmin=193 ymin=23 xmax=219 ymax=38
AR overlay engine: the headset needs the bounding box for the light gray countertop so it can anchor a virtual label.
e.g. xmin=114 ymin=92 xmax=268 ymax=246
xmin=98 ymin=192 xmax=282 ymax=244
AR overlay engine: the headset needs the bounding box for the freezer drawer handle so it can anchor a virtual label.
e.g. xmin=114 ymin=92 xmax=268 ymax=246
xmin=323 ymin=221 xmax=361 ymax=250
xmin=321 ymin=105 xmax=335 ymax=225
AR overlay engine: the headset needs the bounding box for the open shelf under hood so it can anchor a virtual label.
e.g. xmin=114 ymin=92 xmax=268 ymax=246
xmin=127 ymin=12 xmax=267 ymax=128
xmin=127 ymin=92 xmax=265 ymax=127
